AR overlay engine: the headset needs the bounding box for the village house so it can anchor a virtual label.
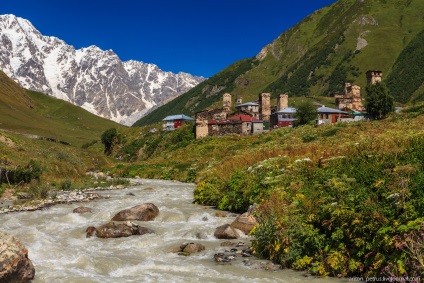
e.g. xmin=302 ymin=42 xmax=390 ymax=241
xmin=271 ymin=107 xmax=297 ymax=127
xmin=195 ymin=93 xmax=268 ymax=138
xmin=317 ymin=106 xmax=348 ymax=124
xmin=235 ymin=102 xmax=260 ymax=118
xmin=162 ymin=114 xmax=194 ymax=131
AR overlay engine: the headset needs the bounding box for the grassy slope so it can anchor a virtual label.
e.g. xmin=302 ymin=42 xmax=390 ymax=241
xmin=135 ymin=0 xmax=424 ymax=127
xmin=0 ymin=71 xmax=125 ymax=186
xmin=0 ymin=71 xmax=125 ymax=147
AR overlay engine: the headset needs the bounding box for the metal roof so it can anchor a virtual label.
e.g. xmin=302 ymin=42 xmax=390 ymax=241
xmin=235 ymin=102 xmax=259 ymax=107
xmin=316 ymin=106 xmax=347 ymax=114
xmin=162 ymin=114 xmax=195 ymax=121
xmin=276 ymin=107 xmax=297 ymax=114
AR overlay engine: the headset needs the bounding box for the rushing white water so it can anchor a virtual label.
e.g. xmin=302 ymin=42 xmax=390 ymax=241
xmin=1 ymin=179 xmax=346 ymax=283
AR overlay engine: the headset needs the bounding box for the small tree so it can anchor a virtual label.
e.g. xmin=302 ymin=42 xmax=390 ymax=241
xmin=294 ymin=99 xmax=317 ymax=126
xmin=364 ymin=82 xmax=394 ymax=120
xmin=101 ymin=128 xmax=117 ymax=155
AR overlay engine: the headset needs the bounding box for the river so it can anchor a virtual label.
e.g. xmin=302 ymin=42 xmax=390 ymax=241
xmin=1 ymin=179 xmax=347 ymax=282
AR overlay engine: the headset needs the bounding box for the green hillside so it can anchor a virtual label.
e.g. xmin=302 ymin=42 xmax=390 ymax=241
xmin=134 ymin=0 xmax=424 ymax=126
xmin=0 ymin=71 xmax=124 ymax=147
xmin=0 ymin=70 xmax=125 ymax=188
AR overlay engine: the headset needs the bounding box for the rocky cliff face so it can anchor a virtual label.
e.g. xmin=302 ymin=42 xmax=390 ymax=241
xmin=0 ymin=14 xmax=204 ymax=125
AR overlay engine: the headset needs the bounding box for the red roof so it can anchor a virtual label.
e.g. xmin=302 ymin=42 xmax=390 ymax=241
xmin=228 ymin=114 xmax=259 ymax=123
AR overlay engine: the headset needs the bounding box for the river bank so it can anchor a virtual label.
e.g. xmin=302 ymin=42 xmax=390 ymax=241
xmin=0 ymin=179 xmax=345 ymax=282
xmin=0 ymin=178 xmax=141 ymax=214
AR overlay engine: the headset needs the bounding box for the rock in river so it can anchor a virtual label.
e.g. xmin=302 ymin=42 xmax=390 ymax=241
xmin=214 ymin=224 xmax=240 ymax=239
xmin=0 ymin=232 xmax=35 ymax=282
xmin=73 ymin=206 xmax=93 ymax=214
xmin=111 ymin=203 xmax=159 ymax=221
xmin=86 ymin=222 xmax=155 ymax=238
xmin=230 ymin=212 xmax=258 ymax=234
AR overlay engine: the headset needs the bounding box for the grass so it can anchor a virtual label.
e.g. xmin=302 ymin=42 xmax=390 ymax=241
xmin=0 ymin=71 xmax=125 ymax=148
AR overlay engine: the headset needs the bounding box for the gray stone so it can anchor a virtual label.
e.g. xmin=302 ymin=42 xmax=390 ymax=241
xmin=87 ymin=222 xmax=154 ymax=238
xmin=230 ymin=212 xmax=258 ymax=234
xmin=111 ymin=203 xmax=159 ymax=221
xmin=214 ymin=224 xmax=240 ymax=239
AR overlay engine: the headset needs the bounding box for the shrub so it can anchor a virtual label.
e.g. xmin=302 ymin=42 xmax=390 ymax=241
xmin=101 ymin=128 xmax=117 ymax=155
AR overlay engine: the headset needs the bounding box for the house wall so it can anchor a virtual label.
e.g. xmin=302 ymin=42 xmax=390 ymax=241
xmin=241 ymin=122 xmax=251 ymax=135
xmin=174 ymin=120 xmax=183 ymax=129
xmin=216 ymin=122 xmax=242 ymax=136
xmin=252 ymin=122 xmax=264 ymax=133
xmin=238 ymin=105 xmax=259 ymax=118
xmin=277 ymin=120 xmax=294 ymax=127
xmin=208 ymin=124 xmax=220 ymax=136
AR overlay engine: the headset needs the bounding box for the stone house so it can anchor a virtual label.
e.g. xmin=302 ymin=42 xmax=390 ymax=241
xmin=228 ymin=114 xmax=264 ymax=135
xmin=195 ymin=92 xmax=270 ymax=138
xmin=334 ymin=83 xmax=363 ymax=111
xmin=317 ymin=106 xmax=348 ymax=125
xmin=235 ymin=102 xmax=259 ymax=118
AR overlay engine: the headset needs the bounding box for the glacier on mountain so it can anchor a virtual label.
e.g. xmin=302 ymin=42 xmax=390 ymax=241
xmin=0 ymin=14 xmax=204 ymax=125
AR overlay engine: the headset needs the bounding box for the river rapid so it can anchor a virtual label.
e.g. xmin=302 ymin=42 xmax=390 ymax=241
xmin=1 ymin=179 xmax=347 ymax=283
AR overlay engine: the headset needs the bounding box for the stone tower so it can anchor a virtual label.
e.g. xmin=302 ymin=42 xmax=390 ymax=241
xmin=277 ymin=93 xmax=288 ymax=111
xmin=259 ymin=93 xmax=271 ymax=122
xmin=195 ymin=111 xmax=209 ymax=139
xmin=223 ymin=93 xmax=232 ymax=112
xmin=351 ymin=85 xmax=362 ymax=111
xmin=366 ymin=70 xmax=382 ymax=85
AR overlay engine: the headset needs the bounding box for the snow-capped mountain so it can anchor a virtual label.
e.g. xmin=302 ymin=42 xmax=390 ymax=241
xmin=0 ymin=14 xmax=205 ymax=125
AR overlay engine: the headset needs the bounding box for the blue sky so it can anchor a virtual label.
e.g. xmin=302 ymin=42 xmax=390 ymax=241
xmin=2 ymin=0 xmax=336 ymax=78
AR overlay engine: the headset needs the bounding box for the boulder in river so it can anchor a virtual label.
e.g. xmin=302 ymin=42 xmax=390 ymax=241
xmin=230 ymin=212 xmax=258 ymax=234
xmin=73 ymin=206 xmax=93 ymax=214
xmin=0 ymin=232 xmax=35 ymax=282
xmin=111 ymin=203 xmax=159 ymax=221
xmin=86 ymin=222 xmax=155 ymax=238
xmin=214 ymin=224 xmax=240 ymax=239
xmin=182 ymin=243 xmax=206 ymax=253
xmin=170 ymin=242 xmax=206 ymax=255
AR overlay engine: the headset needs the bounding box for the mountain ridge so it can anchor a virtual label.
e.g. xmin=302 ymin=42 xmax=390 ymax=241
xmin=0 ymin=14 xmax=204 ymax=125
xmin=134 ymin=0 xmax=424 ymax=126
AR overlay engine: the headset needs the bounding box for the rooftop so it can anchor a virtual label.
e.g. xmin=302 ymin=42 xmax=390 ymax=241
xmin=163 ymin=114 xmax=195 ymax=121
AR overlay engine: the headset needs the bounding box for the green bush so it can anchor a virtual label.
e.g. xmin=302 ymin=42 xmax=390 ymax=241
xmin=101 ymin=128 xmax=117 ymax=155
